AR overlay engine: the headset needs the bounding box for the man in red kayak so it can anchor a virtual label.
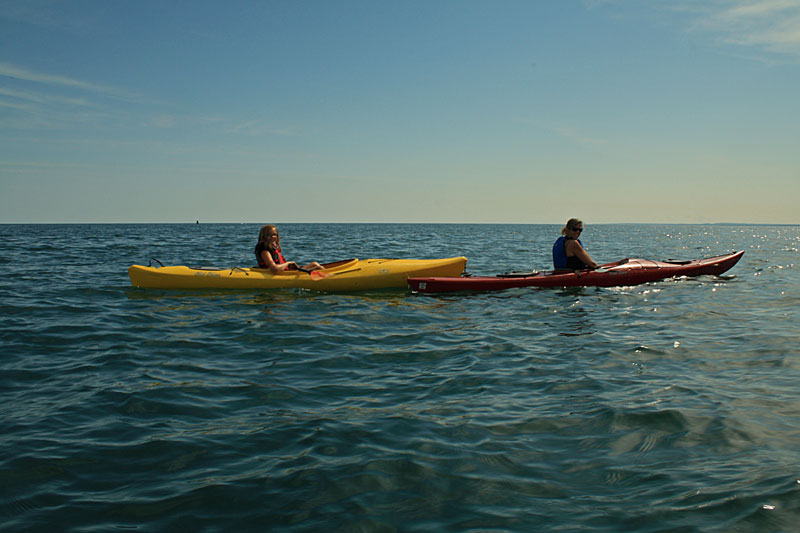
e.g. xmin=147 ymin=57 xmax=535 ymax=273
xmin=552 ymin=218 xmax=600 ymax=270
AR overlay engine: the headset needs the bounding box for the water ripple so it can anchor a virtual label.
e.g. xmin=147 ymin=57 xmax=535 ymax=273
xmin=1 ymin=223 xmax=799 ymax=531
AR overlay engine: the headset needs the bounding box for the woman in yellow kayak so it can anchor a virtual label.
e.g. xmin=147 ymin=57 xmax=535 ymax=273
xmin=255 ymin=225 xmax=323 ymax=273
xmin=552 ymin=218 xmax=600 ymax=270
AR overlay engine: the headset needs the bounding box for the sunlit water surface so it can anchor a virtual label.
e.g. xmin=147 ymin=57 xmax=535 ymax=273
xmin=1 ymin=223 xmax=799 ymax=531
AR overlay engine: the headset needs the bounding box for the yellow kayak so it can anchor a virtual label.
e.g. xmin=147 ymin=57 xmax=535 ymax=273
xmin=128 ymin=257 xmax=467 ymax=291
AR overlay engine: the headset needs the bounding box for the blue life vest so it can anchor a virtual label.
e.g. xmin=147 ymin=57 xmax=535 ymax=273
xmin=553 ymin=236 xmax=587 ymax=269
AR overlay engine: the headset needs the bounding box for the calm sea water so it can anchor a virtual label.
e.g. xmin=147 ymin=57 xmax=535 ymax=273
xmin=1 ymin=223 xmax=799 ymax=531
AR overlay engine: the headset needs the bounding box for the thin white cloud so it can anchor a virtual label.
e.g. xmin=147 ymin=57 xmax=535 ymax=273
xmin=599 ymin=1 xmax=800 ymax=60
xmin=556 ymin=124 xmax=609 ymax=147
xmin=0 ymin=62 xmax=156 ymax=131
xmin=0 ymin=97 xmax=36 ymax=112
xmin=1 ymin=63 xmax=293 ymax=137
xmin=0 ymin=86 xmax=96 ymax=107
xmin=676 ymin=0 xmax=800 ymax=59
xmin=0 ymin=61 xmax=142 ymax=101
xmin=724 ymin=0 xmax=799 ymax=17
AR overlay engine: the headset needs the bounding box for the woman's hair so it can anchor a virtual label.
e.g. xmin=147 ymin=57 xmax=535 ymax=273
xmin=561 ymin=218 xmax=583 ymax=236
xmin=258 ymin=224 xmax=280 ymax=250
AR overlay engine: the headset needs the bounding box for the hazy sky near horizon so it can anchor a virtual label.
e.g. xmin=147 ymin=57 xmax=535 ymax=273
xmin=1 ymin=0 xmax=799 ymax=224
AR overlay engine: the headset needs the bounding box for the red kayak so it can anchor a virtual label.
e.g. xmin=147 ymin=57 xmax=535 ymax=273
xmin=408 ymin=251 xmax=744 ymax=293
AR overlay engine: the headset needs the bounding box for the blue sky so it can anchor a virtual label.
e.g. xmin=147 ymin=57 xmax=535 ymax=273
xmin=1 ymin=0 xmax=798 ymax=223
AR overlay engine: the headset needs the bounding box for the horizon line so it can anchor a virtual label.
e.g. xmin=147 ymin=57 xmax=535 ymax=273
xmin=1 ymin=221 xmax=798 ymax=226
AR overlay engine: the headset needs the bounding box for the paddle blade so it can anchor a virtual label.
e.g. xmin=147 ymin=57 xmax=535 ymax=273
xmin=310 ymin=270 xmax=329 ymax=280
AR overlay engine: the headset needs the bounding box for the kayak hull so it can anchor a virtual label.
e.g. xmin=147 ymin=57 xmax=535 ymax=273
xmin=129 ymin=257 xmax=467 ymax=292
xmin=408 ymin=251 xmax=744 ymax=293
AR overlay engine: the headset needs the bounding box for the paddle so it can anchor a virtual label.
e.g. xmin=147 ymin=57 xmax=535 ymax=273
xmin=291 ymin=264 xmax=329 ymax=280
xmin=310 ymin=269 xmax=329 ymax=280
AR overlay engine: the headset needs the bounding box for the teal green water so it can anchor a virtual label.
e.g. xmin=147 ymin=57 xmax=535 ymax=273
xmin=1 ymin=223 xmax=799 ymax=531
